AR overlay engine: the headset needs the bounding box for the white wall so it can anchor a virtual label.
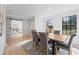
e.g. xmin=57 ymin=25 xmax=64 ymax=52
xmin=35 ymin=15 xmax=47 ymax=32
xmin=23 ymin=19 xmax=29 ymax=35
xmin=52 ymin=9 xmax=79 ymax=44
xmin=35 ymin=16 xmax=43 ymax=32
xmin=0 ymin=5 xmax=6 ymax=54
xmin=23 ymin=15 xmax=47 ymax=33
xmin=28 ymin=17 xmax=35 ymax=34
xmin=23 ymin=15 xmax=47 ymax=35
xmin=35 ymin=9 xmax=79 ymax=44
xmin=23 ymin=16 xmax=35 ymax=35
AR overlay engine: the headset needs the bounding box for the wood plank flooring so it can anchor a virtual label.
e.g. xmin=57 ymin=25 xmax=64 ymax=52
xmin=3 ymin=35 xmax=79 ymax=55
xmin=3 ymin=35 xmax=32 ymax=55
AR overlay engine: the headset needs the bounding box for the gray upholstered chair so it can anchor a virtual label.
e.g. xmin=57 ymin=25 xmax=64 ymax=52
xmin=31 ymin=30 xmax=40 ymax=47
xmin=56 ymin=34 xmax=76 ymax=55
xmin=54 ymin=30 xmax=60 ymax=34
xmin=38 ymin=32 xmax=48 ymax=54
xmin=48 ymin=30 xmax=60 ymax=45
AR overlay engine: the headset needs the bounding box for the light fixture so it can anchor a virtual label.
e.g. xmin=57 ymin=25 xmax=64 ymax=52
xmin=21 ymin=16 xmax=24 ymax=18
xmin=48 ymin=8 xmax=50 ymax=10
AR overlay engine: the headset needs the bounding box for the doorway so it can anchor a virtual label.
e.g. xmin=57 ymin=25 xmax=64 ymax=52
xmin=11 ymin=20 xmax=23 ymax=37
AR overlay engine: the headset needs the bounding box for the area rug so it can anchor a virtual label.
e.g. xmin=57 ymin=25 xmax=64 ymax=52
xmin=21 ymin=40 xmax=79 ymax=55
xmin=21 ymin=40 xmax=43 ymax=55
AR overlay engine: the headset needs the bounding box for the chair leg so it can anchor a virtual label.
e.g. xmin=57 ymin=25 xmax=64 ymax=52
xmin=43 ymin=48 xmax=48 ymax=55
xmin=33 ymin=42 xmax=38 ymax=48
xmin=40 ymin=46 xmax=43 ymax=52
xmin=68 ymin=49 xmax=72 ymax=55
xmin=33 ymin=42 xmax=35 ymax=47
xmin=39 ymin=45 xmax=48 ymax=55
xmin=55 ymin=46 xmax=57 ymax=54
xmin=36 ymin=42 xmax=41 ymax=49
xmin=55 ymin=46 xmax=59 ymax=55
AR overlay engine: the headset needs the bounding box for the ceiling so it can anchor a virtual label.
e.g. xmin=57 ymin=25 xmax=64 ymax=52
xmin=5 ymin=4 xmax=79 ymax=19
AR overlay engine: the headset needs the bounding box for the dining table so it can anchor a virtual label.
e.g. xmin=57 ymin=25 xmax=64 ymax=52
xmin=48 ymin=33 xmax=68 ymax=55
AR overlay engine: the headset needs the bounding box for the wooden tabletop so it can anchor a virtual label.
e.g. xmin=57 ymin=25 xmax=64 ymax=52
xmin=48 ymin=33 xmax=68 ymax=42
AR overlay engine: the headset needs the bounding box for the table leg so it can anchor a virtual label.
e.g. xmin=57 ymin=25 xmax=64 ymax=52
xmin=52 ymin=41 xmax=55 ymax=55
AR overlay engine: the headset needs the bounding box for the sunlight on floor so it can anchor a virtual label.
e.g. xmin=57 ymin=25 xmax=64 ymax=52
xmin=16 ymin=40 xmax=32 ymax=46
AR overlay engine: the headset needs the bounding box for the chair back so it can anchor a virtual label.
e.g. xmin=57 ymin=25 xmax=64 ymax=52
xmin=31 ymin=30 xmax=39 ymax=43
xmin=68 ymin=34 xmax=76 ymax=48
xmin=38 ymin=32 xmax=48 ymax=48
xmin=54 ymin=30 xmax=60 ymax=34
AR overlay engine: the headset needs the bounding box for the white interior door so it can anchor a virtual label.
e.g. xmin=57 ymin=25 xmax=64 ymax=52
xmin=11 ymin=20 xmax=23 ymax=37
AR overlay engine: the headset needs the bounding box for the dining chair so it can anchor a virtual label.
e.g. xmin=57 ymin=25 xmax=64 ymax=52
xmin=54 ymin=30 xmax=60 ymax=47
xmin=48 ymin=30 xmax=60 ymax=43
xmin=54 ymin=30 xmax=60 ymax=34
xmin=48 ymin=30 xmax=60 ymax=46
xmin=38 ymin=32 xmax=48 ymax=55
xmin=56 ymin=34 xmax=76 ymax=55
xmin=31 ymin=30 xmax=40 ymax=47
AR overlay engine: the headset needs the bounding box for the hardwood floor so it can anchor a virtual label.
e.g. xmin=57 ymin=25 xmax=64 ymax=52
xmin=3 ymin=35 xmax=79 ymax=55
xmin=3 ymin=35 xmax=32 ymax=55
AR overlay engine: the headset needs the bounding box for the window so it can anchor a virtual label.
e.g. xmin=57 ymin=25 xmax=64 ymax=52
xmin=46 ymin=19 xmax=53 ymax=33
xmin=62 ymin=15 xmax=77 ymax=35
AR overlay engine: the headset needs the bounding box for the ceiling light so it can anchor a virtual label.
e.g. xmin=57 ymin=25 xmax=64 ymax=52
xmin=48 ymin=8 xmax=50 ymax=10
xmin=21 ymin=16 xmax=24 ymax=18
